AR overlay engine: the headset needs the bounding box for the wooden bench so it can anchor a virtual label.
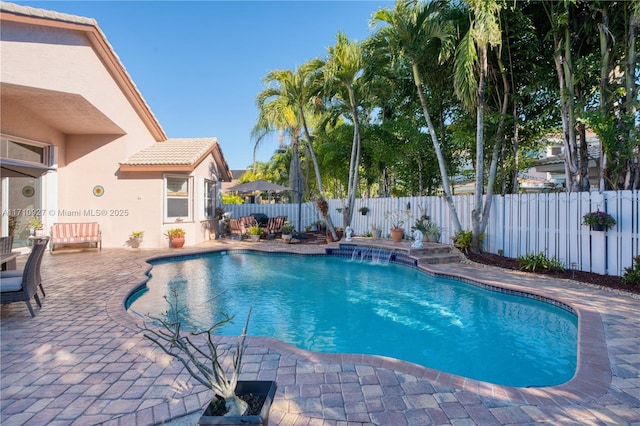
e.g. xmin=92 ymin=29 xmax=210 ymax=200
xmin=50 ymin=222 xmax=102 ymax=252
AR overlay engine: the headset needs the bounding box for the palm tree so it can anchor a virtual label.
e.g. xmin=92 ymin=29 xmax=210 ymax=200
xmin=371 ymin=0 xmax=463 ymax=233
xmin=251 ymin=93 xmax=303 ymax=204
xmin=253 ymin=60 xmax=339 ymax=240
xmin=453 ymin=0 xmax=503 ymax=253
xmin=323 ymin=32 xmax=364 ymax=228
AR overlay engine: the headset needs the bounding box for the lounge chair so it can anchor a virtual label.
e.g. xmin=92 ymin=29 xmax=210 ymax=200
xmin=265 ymin=216 xmax=286 ymax=236
xmin=229 ymin=218 xmax=247 ymax=239
xmin=240 ymin=216 xmax=257 ymax=229
xmin=0 ymin=237 xmax=48 ymax=316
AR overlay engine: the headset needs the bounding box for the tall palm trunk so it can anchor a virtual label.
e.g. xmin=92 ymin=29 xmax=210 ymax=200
xmin=480 ymin=53 xmax=510 ymax=248
xmin=471 ymin=44 xmax=487 ymax=253
xmin=344 ymin=83 xmax=361 ymax=228
xmin=412 ymin=63 xmax=463 ymax=233
xmin=289 ymin=137 xmax=302 ymax=205
xmin=626 ymin=4 xmax=639 ymax=189
xmin=552 ymin=23 xmax=580 ymax=192
xmin=300 ymin=113 xmax=338 ymax=240
xmin=598 ymin=5 xmax=611 ymax=191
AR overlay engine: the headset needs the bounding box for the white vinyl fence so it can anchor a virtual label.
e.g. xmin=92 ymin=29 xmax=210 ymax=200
xmin=223 ymin=190 xmax=639 ymax=277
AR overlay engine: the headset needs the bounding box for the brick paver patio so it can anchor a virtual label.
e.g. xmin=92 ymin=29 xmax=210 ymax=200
xmin=1 ymin=239 xmax=639 ymax=425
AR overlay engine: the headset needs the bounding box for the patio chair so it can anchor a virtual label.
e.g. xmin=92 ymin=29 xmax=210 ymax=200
xmin=229 ymin=218 xmax=247 ymax=240
xmin=0 ymin=236 xmax=14 ymax=271
xmin=1 ymin=237 xmax=49 ymax=298
xmin=240 ymin=216 xmax=257 ymax=229
xmin=0 ymin=237 xmax=48 ymax=316
xmin=265 ymin=216 xmax=286 ymax=236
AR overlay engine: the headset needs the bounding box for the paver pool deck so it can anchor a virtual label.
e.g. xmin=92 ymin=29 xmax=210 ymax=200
xmin=1 ymin=238 xmax=639 ymax=425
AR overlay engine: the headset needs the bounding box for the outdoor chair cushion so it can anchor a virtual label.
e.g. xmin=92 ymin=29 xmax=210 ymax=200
xmin=0 ymin=277 xmax=23 ymax=292
xmin=1 ymin=268 xmax=46 ymax=298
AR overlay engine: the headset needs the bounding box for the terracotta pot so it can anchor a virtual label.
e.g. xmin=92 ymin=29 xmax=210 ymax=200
xmin=390 ymin=228 xmax=404 ymax=242
xmin=170 ymin=236 xmax=185 ymax=248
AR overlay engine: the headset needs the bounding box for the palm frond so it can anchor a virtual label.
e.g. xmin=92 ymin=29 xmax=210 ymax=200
xmin=454 ymin=30 xmax=478 ymax=112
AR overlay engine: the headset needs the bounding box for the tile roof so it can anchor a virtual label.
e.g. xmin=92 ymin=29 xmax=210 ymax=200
xmin=536 ymin=139 xmax=601 ymax=166
xmin=122 ymin=138 xmax=219 ymax=166
xmin=0 ymin=1 xmax=96 ymax=25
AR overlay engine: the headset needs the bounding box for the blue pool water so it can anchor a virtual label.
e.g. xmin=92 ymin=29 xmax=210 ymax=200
xmin=127 ymin=251 xmax=578 ymax=387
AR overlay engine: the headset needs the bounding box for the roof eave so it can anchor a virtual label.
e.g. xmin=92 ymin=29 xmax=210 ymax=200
xmin=0 ymin=7 xmax=167 ymax=141
xmin=119 ymin=164 xmax=194 ymax=173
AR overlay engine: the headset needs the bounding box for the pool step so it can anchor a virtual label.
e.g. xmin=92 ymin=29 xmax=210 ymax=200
xmin=409 ymin=244 xmax=460 ymax=265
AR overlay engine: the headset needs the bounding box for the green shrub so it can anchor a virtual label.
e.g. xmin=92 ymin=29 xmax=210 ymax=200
xmin=517 ymin=252 xmax=565 ymax=272
xmin=622 ymin=256 xmax=640 ymax=286
xmin=451 ymin=230 xmax=484 ymax=254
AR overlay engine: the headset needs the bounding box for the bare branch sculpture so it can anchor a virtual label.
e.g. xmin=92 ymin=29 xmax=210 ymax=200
xmin=141 ymin=288 xmax=251 ymax=416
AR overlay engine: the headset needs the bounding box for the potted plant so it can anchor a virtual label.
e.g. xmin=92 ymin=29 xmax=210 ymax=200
xmin=28 ymin=215 xmax=44 ymax=237
xmin=358 ymin=206 xmax=369 ymax=216
xmin=385 ymin=210 xmax=409 ymax=242
xmin=142 ymin=289 xmax=276 ymax=425
xmin=582 ymin=210 xmax=616 ymax=231
xmin=246 ymin=224 xmax=263 ymax=242
xmin=166 ymin=227 xmax=186 ymax=248
xmin=412 ymin=218 xmax=441 ymax=243
xmin=280 ymin=221 xmax=295 ymax=243
xmin=129 ymin=230 xmax=144 ymax=248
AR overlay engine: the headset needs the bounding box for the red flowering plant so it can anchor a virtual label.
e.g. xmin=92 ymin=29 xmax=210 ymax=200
xmin=582 ymin=210 xmax=616 ymax=230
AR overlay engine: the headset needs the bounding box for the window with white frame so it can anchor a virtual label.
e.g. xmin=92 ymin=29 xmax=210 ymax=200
xmin=204 ymin=179 xmax=216 ymax=219
xmin=165 ymin=175 xmax=192 ymax=221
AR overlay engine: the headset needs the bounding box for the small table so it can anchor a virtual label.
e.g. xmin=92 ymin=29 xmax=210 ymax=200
xmin=1 ymin=252 xmax=18 ymax=271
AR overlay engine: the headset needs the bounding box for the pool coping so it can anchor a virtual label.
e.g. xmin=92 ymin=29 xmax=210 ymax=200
xmin=107 ymin=242 xmax=612 ymax=421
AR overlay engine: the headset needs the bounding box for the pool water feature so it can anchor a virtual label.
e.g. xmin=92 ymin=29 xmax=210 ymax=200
xmin=127 ymin=251 xmax=578 ymax=387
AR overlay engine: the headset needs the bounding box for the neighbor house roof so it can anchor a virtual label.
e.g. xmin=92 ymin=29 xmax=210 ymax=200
xmin=536 ymin=139 xmax=601 ymax=168
xmin=119 ymin=138 xmax=233 ymax=181
xmin=0 ymin=1 xmax=167 ymax=140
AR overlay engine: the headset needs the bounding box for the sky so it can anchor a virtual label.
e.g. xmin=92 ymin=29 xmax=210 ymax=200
xmin=13 ymin=0 xmax=393 ymax=170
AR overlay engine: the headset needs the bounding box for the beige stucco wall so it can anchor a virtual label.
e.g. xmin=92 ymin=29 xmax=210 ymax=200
xmin=1 ymin=19 xmax=168 ymax=248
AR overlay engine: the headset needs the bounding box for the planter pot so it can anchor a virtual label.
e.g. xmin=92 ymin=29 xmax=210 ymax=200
xmin=372 ymin=229 xmax=382 ymax=239
xmin=390 ymin=228 xmax=404 ymax=242
xmin=590 ymin=224 xmax=606 ymax=232
xmin=424 ymin=233 xmax=440 ymax=243
xmin=248 ymin=234 xmax=261 ymax=242
xmin=170 ymin=236 xmax=185 ymax=248
xmin=282 ymin=234 xmax=292 ymax=243
xmin=198 ymin=380 xmax=277 ymax=425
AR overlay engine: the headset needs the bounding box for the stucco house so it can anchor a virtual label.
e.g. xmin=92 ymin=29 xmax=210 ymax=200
xmin=0 ymin=2 xmax=232 ymax=249
xmin=534 ymin=134 xmax=602 ymax=191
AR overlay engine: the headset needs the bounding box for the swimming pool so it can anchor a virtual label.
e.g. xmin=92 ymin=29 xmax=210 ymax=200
xmin=127 ymin=250 xmax=578 ymax=387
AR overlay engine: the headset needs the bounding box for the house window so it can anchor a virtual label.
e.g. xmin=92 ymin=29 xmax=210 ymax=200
xmin=204 ymin=179 xmax=216 ymax=219
xmin=0 ymin=138 xmax=47 ymax=164
xmin=165 ymin=175 xmax=192 ymax=222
